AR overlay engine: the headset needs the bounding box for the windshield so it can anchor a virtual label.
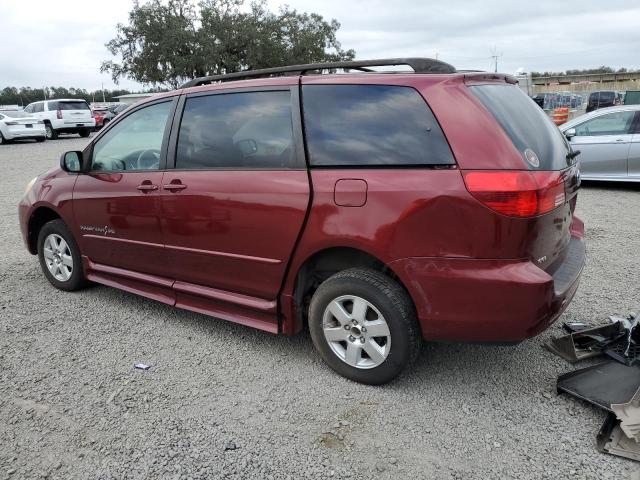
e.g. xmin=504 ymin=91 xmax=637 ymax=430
xmin=470 ymin=84 xmax=571 ymax=170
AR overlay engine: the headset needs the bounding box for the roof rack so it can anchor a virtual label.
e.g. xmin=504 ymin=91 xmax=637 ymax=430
xmin=180 ymin=57 xmax=456 ymax=88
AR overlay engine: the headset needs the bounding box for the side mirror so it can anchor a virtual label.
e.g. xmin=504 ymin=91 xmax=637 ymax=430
xmin=564 ymin=128 xmax=576 ymax=140
xmin=60 ymin=151 xmax=83 ymax=173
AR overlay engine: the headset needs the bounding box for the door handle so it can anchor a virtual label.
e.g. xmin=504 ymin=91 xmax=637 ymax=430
xmin=615 ymin=138 xmax=625 ymax=142
xmin=136 ymin=183 xmax=158 ymax=192
xmin=163 ymin=182 xmax=187 ymax=192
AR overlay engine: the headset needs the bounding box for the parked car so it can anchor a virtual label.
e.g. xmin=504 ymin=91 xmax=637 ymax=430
xmin=92 ymin=109 xmax=108 ymax=130
xmin=18 ymin=58 xmax=584 ymax=384
xmin=23 ymin=99 xmax=95 ymax=139
xmin=624 ymin=90 xmax=640 ymax=105
xmin=0 ymin=110 xmax=46 ymax=144
xmin=561 ymin=105 xmax=640 ymax=182
xmin=586 ymin=90 xmax=620 ymax=112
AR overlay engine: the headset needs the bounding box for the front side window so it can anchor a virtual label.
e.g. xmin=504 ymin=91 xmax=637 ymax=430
xmin=91 ymin=101 xmax=172 ymax=172
xmin=302 ymin=85 xmax=455 ymax=166
xmin=574 ymin=111 xmax=636 ymax=136
xmin=33 ymin=103 xmax=43 ymax=113
xmin=176 ymin=91 xmax=295 ymax=169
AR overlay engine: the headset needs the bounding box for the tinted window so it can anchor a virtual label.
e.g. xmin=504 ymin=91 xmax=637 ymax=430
xmin=302 ymin=85 xmax=454 ymax=166
xmin=49 ymin=101 xmax=90 ymax=111
xmin=92 ymin=101 xmax=172 ymax=172
xmin=470 ymin=84 xmax=570 ymax=170
xmin=574 ymin=111 xmax=636 ymax=136
xmin=176 ymin=91 xmax=295 ymax=169
xmin=33 ymin=103 xmax=44 ymax=113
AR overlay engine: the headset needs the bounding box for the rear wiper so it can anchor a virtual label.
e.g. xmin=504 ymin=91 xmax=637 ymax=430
xmin=566 ymin=149 xmax=581 ymax=161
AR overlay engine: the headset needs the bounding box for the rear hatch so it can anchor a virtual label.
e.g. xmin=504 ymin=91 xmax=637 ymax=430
xmin=50 ymin=100 xmax=93 ymax=124
xmin=463 ymin=81 xmax=581 ymax=276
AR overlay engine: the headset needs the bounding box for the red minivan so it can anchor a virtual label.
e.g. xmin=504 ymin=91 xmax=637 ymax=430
xmin=18 ymin=59 xmax=584 ymax=384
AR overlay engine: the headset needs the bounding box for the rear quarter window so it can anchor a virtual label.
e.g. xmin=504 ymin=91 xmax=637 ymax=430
xmin=302 ymin=85 xmax=455 ymax=167
xmin=470 ymin=84 xmax=570 ymax=170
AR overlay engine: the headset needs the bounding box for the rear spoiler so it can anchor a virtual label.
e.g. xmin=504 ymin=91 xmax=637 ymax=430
xmin=463 ymin=73 xmax=518 ymax=85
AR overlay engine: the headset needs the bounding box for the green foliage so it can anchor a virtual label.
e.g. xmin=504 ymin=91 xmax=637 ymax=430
xmin=101 ymin=0 xmax=355 ymax=88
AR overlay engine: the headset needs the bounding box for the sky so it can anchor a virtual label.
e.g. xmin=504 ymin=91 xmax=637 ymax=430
xmin=1 ymin=0 xmax=639 ymax=91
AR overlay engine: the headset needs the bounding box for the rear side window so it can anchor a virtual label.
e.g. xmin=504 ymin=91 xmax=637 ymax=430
xmin=302 ymin=85 xmax=455 ymax=167
xmin=176 ymin=91 xmax=295 ymax=169
xmin=49 ymin=101 xmax=90 ymax=111
xmin=470 ymin=84 xmax=570 ymax=170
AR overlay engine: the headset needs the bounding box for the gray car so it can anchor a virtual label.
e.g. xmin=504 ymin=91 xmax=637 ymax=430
xmin=560 ymin=105 xmax=640 ymax=182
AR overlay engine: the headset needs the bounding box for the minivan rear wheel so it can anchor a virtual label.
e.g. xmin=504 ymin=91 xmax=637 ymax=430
xmin=308 ymin=268 xmax=421 ymax=384
xmin=37 ymin=220 xmax=87 ymax=291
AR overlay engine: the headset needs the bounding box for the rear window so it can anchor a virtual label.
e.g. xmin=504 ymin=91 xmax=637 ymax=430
xmin=590 ymin=92 xmax=615 ymax=102
xmin=49 ymin=101 xmax=90 ymax=111
xmin=470 ymin=84 xmax=570 ymax=170
xmin=302 ymin=85 xmax=455 ymax=167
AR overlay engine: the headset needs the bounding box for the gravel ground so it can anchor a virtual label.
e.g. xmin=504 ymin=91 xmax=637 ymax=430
xmin=1 ymin=136 xmax=640 ymax=479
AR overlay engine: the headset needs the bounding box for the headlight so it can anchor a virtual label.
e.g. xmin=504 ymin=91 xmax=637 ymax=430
xmin=24 ymin=176 xmax=37 ymax=195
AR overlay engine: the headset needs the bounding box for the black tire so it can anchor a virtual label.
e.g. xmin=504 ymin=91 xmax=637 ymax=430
xmin=36 ymin=137 xmax=45 ymax=143
xmin=45 ymin=123 xmax=58 ymax=140
xmin=79 ymin=129 xmax=91 ymax=138
xmin=0 ymin=132 xmax=5 ymax=145
xmin=308 ymin=268 xmax=421 ymax=385
xmin=37 ymin=219 xmax=87 ymax=292
xmin=102 ymin=119 xmax=110 ymax=129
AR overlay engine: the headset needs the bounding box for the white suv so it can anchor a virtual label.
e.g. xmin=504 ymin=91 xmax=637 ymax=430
xmin=23 ymin=99 xmax=95 ymax=140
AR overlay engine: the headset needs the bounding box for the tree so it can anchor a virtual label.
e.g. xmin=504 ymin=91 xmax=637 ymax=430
xmin=101 ymin=0 xmax=355 ymax=88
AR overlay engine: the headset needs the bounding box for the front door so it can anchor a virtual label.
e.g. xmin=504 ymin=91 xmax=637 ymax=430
xmin=161 ymin=88 xmax=310 ymax=301
xmin=73 ymin=100 xmax=175 ymax=277
xmin=569 ymin=110 xmax=637 ymax=178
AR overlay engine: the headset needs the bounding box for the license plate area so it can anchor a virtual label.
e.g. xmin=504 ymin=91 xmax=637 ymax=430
xmin=25 ymin=124 xmax=32 ymax=128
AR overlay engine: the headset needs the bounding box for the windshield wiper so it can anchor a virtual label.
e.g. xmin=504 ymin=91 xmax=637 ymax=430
xmin=566 ymin=149 xmax=581 ymax=161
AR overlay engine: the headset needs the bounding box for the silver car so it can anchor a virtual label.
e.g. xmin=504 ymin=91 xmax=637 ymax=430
xmin=560 ymin=105 xmax=640 ymax=182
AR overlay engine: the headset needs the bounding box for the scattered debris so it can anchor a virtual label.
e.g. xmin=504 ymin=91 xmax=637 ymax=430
xmin=597 ymin=413 xmax=640 ymax=462
xmin=134 ymin=363 xmax=152 ymax=370
xmin=556 ymin=361 xmax=640 ymax=411
xmin=550 ymin=311 xmax=640 ymax=462
xmin=224 ymin=440 xmax=238 ymax=451
xmin=611 ymin=387 xmax=640 ymax=442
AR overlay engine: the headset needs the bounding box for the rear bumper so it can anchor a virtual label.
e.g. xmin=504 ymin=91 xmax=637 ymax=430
xmin=5 ymin=126 xmax=46 ymax=140
xmin=391 ymin=219 xmax=586 ymax=343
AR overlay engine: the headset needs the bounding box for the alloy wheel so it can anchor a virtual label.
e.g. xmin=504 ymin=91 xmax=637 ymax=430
xmin=43 ymin=233 xmax=73 ymax=282
xmin=322 ymin=295 xmax=391 ymax=369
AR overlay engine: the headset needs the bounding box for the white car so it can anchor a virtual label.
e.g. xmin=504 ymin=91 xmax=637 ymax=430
xmin=0 ymin=110 xmax=46 ymax=144
xmin=23 ymin=99 xmax=95 ymax=140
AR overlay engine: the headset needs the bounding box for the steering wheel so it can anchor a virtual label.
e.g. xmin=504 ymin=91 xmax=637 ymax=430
xmin=135 ymin=149 xmax=160 ymax=170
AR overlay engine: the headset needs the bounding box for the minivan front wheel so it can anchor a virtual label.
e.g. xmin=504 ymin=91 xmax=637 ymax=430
xmin=37 ymin=220 xmax=86 ymax=291
xmin=308 ymin=268 xmax=421 ymax=385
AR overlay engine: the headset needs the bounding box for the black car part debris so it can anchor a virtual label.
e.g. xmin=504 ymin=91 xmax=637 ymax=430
xmin=597 ymin=413 xmax=640 ymax=462
xmin=552 ymin=311 xmax=640 ymax=463
xmin=545 ymin=313 xmax=639 ymax=365
xmin=556 ymin=361 xmax=640 ymax=411
xmin=545 ymin=322 xmax=624 ymax=363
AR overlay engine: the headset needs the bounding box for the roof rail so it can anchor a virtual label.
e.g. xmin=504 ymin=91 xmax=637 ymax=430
xmin=179 ymin=57 xmax=456 ymax=88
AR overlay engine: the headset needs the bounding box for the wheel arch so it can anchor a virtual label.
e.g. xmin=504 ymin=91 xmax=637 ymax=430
xmin=288 ymin=246 xmax=417 ymax=332
xmin=27 ymin=206 xmax=61 ymax=254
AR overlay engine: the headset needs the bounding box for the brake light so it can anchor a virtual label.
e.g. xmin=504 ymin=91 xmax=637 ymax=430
xmin=462 ymin=171 xmax=565 ymax=217
xmin=56 ymin=110 xmax=62 ymax=119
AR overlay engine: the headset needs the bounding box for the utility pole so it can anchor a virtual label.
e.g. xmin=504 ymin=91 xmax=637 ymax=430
xmin=101 ymin=82 xmax=106 ymax=103
xmin=490 ymin=47 xmax=503 ymax=73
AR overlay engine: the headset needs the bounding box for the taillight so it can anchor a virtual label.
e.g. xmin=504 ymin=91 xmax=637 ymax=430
xmin=56 ymin=110 xmax=62 ymax=119
xmin=462 ymin=171 xmax=565 ymax=217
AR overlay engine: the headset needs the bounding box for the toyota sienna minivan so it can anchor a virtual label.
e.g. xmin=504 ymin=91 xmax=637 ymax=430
xmin=19 ymin=58 xmax=585 ymax=384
